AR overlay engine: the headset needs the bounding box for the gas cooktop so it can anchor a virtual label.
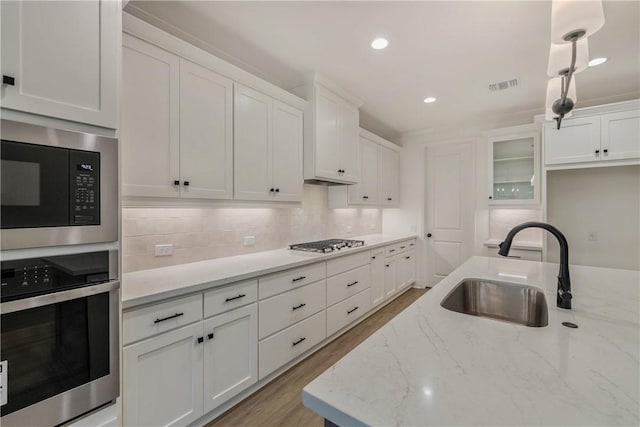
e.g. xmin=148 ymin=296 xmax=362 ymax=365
xmin=289 ymin=239 xmax=365 ymax=253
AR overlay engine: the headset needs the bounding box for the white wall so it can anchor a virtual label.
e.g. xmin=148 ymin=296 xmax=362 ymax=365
xmin=546 ymin=165 xmax=640 ymax=270
xmin=122 ymin=184 xmax=382 ymax=272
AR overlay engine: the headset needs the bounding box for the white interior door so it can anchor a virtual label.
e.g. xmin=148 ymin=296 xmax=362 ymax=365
xmin=424 ymin=142 xmax=474 ymax=286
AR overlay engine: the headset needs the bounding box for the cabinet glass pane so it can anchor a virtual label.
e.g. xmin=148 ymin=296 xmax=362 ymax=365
xmin=493 ymin=138 xmax=534 ymax=201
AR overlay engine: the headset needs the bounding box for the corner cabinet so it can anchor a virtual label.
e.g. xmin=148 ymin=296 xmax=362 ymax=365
xmin=302 ymin=80 xmax=361 ymax=184
xmin=234 ymin=84 xmax=303 ymax=202
xmin=487 ymin=128 xmax=540 ymax=205
xmin=329 ymin=128 xmax=400 ymax=208
xmin=121 ymin=35 xmax=233 ymax=199
xmin=0 ymin=0 xmax=118 ymax=128
xmin=544 ymin=107 xmax=640 ymax=167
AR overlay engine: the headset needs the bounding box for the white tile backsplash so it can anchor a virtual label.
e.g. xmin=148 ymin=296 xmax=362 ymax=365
xmin=489 ymin=208 xmax=542 ymax=242
xmin=122 ymin=184 xmax=382 ymax=272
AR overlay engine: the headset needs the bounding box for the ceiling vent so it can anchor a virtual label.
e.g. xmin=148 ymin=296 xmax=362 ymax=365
xmin=489 ymin=78 xmax=519 ymax=92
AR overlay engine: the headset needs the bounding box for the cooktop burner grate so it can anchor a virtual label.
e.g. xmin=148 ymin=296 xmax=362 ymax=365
xmin=289 ymin=239 xmax=365 ymax=253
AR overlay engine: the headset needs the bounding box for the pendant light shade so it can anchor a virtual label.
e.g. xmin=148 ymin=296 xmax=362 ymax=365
xmin=545 ymin=76 xmax=577 ymax=121
xmin=551 ymin=0 xmax=605 ymax=44
xmin=547 ymin=37 xmax=589 ymax=77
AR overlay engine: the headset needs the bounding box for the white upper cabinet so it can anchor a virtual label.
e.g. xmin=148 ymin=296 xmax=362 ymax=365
xmin=487 ymin=127 xmax=540 ymax=205
xmin=329 ymin=128 xmax=400 ymax=208
xmin=122 ymin=34 xmax=180 ymax=198
xmin=303 ymin=80 xmax=361 ymax=184
xmin=234 ymin=84 xmax=303 ymax=202
xmin=378 ymin=146 xmax=400 ymax=206
xmin=544 ymin=105 xmax=639 ymax=167
xmin=348 ymin=137 xmax=378 ymax=205
xmin=179 ymin=60 xmax=233 ymax=200
xmin=122 ymin=35 xmax=233 ymax=199
xmin=1 ymin=0 xmax=118 ymax=128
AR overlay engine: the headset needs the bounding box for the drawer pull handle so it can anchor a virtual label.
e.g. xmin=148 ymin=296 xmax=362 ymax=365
xmin=347 ymin=280 xmax=359 ymax=287
xmin=292 ymin=337 xmax=306 ymax=346
xmin=385 ymin=264 xmax=390 ymax=268
xmin=389 ymin=249 xmax=395 ymax=252
xmin=225 ymin=293 xmax=246 ymax=302
xmin=405 ymin=256 xmax=410 ymax=259
xmin=410 ymin=243 xmax=415 ymax=246
xmin=208 ymin=333 xmax=214 ymax=340
xmin=292 ymin=276 xmax=306 ymax=282
xmin=400 ymin=246 xmax=406 ymax=249
xmin=197 ymin=336 xmax=204 ymax=344
xmin=372 ymin=256 xmax=376 ymax=259
xmin=506 ymin=255 xmax=521 ymax=259
xmin=292 ymin=303 xmax=307 ymax=311
xmin=347 ymin=306 xmax=359 ymax=314
xmin=154 ymin=312 xmax=184 ymax=324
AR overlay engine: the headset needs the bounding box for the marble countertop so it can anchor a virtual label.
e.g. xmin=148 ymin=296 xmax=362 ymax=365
xmin=122 ymin=233 xmax=416 ymax=309
xmin=303 ymin=256 xmax=640 ymax=426
xmin=484 ymin=238 xmax=543 ymax=251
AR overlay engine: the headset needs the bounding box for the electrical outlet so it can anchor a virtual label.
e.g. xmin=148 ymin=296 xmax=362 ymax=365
xmin=588 ymin=231 xmax=598 ymax=242
xmin=154 ymin=244 xmax=173 ymax=257
xmin=243 ymin=236 xmax=255 ymax=246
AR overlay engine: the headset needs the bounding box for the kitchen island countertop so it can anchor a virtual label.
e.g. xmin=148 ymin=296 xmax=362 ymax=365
xmin=122 ymin=233 xmax=416 ymax=309
xmin=303 ymin=256 xmax=639 ymax=426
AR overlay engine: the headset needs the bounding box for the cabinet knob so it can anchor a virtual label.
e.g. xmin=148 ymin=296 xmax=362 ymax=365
xmin=270 ymin=188 xmax=275 ymax=192
xmin=197 ymin=337 xmax=204 ymax=344
xmin=427 ymin=233 xmax=432 ymax=238
xmin=2 ymin=75 xmax=15 ymax=86
xmin=595 ymin=149 xmax=600 ymax=156
xmin=275 ymin=188 xmax=280 ymax=192
xmin=208 ymin=333 xmax=214 ymax=340
xmin=488 ymin=196 xmax=493 ymax=200
xmin=183 ymin=181 xmax=190 ymax=186
xmin=372 ymin=256 xmax=376 ymax=259
xmin=173 ymin=180 xmax=180 ymax=186
xmin=387 ymin=198 xmax=392 ymax=201
xmin=603 ymin=149 xmax=608 ymax=154
xmin=363 ymin=195 xmax=369 ymax=199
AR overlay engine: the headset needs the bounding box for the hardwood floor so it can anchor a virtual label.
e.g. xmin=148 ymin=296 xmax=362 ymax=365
xmin=206 ymin=287 xmax=429 ymax=427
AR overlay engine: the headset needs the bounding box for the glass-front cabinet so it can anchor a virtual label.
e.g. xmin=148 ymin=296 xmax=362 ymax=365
xmin=488 ymin=129 xmax=540 ymax=205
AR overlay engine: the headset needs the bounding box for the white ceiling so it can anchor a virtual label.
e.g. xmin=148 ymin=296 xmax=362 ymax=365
xmin=127 ymin=1 xmax=640 ymax=141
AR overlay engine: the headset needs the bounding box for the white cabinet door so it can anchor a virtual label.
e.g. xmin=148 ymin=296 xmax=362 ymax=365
xmin=234 ymin=84 xmax=272 ymax=201
xmin=370 ymin=250 xmax=385 ymax=307
xmin=384 ymin=258 xmax=397 ymax=298
xmin=544 ymin=116 xmax=601 ymax=165
xmin=338 ymin=102 xmax=360 ymax=184
xmin=272 ymin=100 xmax=303 ymax=202
xmin=349 ymin=137 xmax=377 ymax=204
xmin=0 ymin=0 xmax=118 ymax=128
xmin=123 ymin=322 xmax=204 ymax=427
xmin=601 ymin=110 xmax=640 ymax=161
xmin=314 ymin=86 xmax=341 ymax=181
xmin=397 ymin=251 xmax=416 ymax=291
xmin=122 ymin=35 xmax=180 ymax=198
xmin=203 ymin=304 xmax=257 ymax=413
xmin=378 ymin=146 xmax=399 ymax=206
xmin=179 ymin=60 xmax=233 ymax=200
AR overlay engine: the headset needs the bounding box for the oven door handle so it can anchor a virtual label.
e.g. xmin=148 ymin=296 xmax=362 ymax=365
xmin=1 ymin=280 xmax=120 ymax=314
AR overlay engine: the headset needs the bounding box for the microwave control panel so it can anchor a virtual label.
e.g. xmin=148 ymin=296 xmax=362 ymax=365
xmin=69 ymin=150 xmax=100 ymax=225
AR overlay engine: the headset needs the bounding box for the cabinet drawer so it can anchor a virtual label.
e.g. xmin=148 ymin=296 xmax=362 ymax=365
xmin=327 ymin=288 xmax=371 ymax=337
xmin=123 ymin=294 xmax=203 ymax=345
xmin=397 ymin=239 xmax=416 ymax=253
xmin=258 ymin=310 xmax=326 ymax=379
xmin=259 ymin=263 xmax=325 ymax=300
xmin=326 ymin=250 xmax=370 ymax=277
xmin=204 ymin=279 xmax=258 ymax=318
xmin=259 ymin=280 xmax=326 ymax=340
xmin=486 ymin=247 xmax=542 ymax=262
xmin=326 ymin=264 xmax=371 ymax=306
xmin=385 ymin=244 xmax=399 ymax=258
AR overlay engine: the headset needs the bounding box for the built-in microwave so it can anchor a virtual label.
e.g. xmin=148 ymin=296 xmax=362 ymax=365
xmin=0 ymin=119 xmax=117 ymax=250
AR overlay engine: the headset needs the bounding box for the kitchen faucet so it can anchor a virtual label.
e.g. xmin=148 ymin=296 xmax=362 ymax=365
xmin=498 ymin=221 xmax=572 ymax=309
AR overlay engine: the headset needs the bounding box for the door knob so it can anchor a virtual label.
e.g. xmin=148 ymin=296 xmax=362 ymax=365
xmin=426 ymin=233 xmax=432 ymax=238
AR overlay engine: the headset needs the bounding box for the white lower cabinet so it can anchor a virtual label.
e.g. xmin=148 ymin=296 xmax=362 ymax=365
xmin=258 ymin=310 xmax=326 ymax=379
xmin=203 ymin=304 xmax=258 ymax=413
xmin=370 ymin=249 xmax=385 ymax=307
xmin=327 ymin=288 xmax=372 ymax=336
xmin=397 ymin=251 xmax=416 ymax=291
xmin=384 ymin=257 xmax=397 ymax=298
xmin=123 ymin=322 xmax=204 ymax=427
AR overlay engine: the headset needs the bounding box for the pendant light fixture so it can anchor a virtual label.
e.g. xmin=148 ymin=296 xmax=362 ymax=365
xmin=546 ymin=0 xmax=605 ymax=129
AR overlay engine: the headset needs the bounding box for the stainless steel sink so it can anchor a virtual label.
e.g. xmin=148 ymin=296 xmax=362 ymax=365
xmin=440 ymin=279 xmax=548 ymax=327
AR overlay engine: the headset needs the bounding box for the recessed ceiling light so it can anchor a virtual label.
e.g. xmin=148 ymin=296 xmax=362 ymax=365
xmin=370 ymin=38 xmax=389 ymax=50
xmin=588 ymin=57 xmax=607 ymax=67
xmin=423 ymin=97 xmax=437 ymax=104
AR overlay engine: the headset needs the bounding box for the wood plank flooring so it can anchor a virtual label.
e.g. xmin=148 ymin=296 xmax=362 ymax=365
xmin=206 ymin=287 xmax=429 ymax=427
